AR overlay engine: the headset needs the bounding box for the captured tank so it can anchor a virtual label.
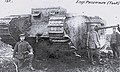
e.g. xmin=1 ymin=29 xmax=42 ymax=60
xmin=0 ymin=7 xmax=119 ymax=59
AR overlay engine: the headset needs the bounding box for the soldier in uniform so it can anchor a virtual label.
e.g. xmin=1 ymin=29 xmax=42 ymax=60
xmin=13 ymin=34 xmax=35 ymax=71
xmin=110 ymin=28 xmax=120 ymax=59
xmin=87 ymin=24 xmax=101 ymax=64
xmin=0 ymin=37 xmax=3 ymax=47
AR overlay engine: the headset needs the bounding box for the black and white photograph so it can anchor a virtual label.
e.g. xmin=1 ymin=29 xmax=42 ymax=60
xmin=0 ymin=0 xmax=120 ymax=72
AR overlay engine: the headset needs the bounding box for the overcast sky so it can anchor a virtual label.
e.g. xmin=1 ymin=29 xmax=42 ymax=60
xmin=0 ymin=0 xmax=120 ymax=34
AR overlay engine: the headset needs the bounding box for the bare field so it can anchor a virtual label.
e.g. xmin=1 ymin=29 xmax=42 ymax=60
xmin=19 ymin=56 xmax=120 ymax=72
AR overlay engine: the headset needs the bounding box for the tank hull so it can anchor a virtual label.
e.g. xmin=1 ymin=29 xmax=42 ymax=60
xmin=0 ymin=7 xmax=107 ymax=59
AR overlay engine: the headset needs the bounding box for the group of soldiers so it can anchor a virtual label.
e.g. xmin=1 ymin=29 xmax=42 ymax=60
xmin=12 ymin=24 xmax=120 ymax=71
xmin=87 ymin=24 xmax=120 ymax=64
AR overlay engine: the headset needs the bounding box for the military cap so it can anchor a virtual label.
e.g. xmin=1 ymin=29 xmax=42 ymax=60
xmin=19 ymin=33 xmax=25 ymax=37
xmin=90 ymin=24 xmax=95 ymax=27
xmin=113 ymin=27 xmax=116 ymax=29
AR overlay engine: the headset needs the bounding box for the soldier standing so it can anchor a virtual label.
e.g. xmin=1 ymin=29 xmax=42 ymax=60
xmin=87 ymin=24 xmax=101 ymax=64
xmin=13 ymin=34 xmax=35 ymax=71
xmin=110 ymin=28 xmax=120 ymax=59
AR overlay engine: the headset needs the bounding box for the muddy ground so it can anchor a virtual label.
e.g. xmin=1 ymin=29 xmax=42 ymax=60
xmin=0 ymin=41 xmax=120 ymax=72
xmin=17 ymin=56 xmax=120 ymax=72
xmin=0 ymin=53 xmax=120 ymax=72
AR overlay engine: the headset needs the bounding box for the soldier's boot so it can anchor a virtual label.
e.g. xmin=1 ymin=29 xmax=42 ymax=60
xmin=18 ymin=60 xmax=24 ymax=68
xmin=90 ymin=57 xmax=95 ymax=65
xmin=91 ymin=59 xmax=96 ymax=65
xmin=74 ymin=52 xmax=81 ymax=57
xmin=29 ymin=63 xmax=35 ymax=71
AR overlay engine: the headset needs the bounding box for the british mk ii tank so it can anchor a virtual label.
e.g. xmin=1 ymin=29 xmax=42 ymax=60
xmin=0 ymin=7 xmax=119 ymax=59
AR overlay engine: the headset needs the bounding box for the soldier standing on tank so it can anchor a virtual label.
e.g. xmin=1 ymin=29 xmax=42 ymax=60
xmin=87 ymin=24 xmax=101 ymax=64
xmin=13 ymin=34 xmax=35 ymax=71
xmin=110 ymin=28 xmax=120 ymax=59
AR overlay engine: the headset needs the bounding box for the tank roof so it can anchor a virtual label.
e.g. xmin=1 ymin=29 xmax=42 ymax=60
xmin=31 ymin=6 xmax=66 ymax=10
xmin=0 ymin=17 xmax=12 ymax=24
xmin=6 ymin=14 xmax=31 ymax=18
xmin=85 ymin=16 xmax=105 ymax=25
